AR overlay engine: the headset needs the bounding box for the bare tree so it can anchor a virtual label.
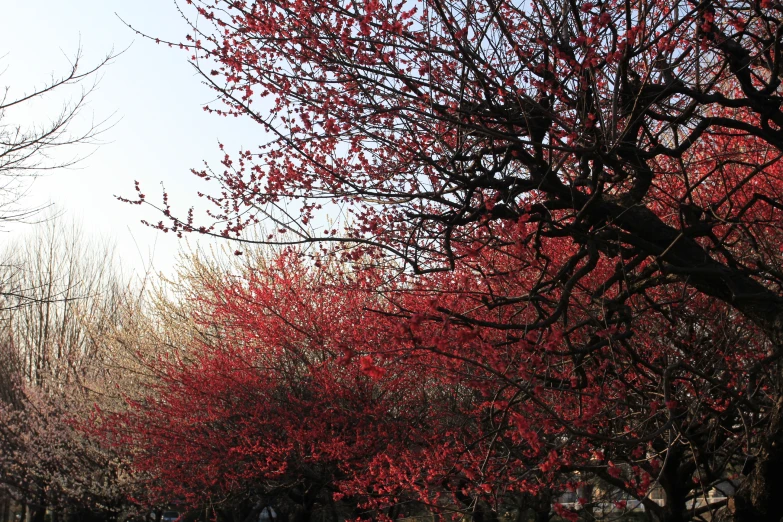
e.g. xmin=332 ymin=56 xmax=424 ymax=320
xmin=0 ymin=47 xmax=115 ymax=227
xmin=0 ymin=218 xmax=141 ymax=521
xmin=0 ymin=218 xmax=128 ymax=387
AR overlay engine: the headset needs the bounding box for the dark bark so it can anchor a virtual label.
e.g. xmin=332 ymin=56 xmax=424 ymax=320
xmin=325 ymin=500 xmax=338 ymax=522
xmin=470 ymin=502 xmax=498 ymax=522
xmin=288 ymin=506 xmax=312 ymax=522
xmin=531 ymin=490 xmax=551 ymax=522
xmin=540 ymin=176 xmax=783 ymax=341
xmin=658 ymin=447 xmax=688 ymax=522
xmin=532 ymin=508 xmax=550 ymax=522
xmin=29 ymin=506 xmax=44 ymax=522
xmin=732 ymin=397 xmax=783 ymax=522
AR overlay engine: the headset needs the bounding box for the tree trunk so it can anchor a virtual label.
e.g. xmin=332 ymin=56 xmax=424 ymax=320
xmin=532 ymin=510 xmax=549 ymax=522
xmin=29 ymin=506 xmax=45 ymax=522
xmin=470 ymin=501 xmax=498 ymax=522
xmin=732 ymin=397 xmax=783 ymax=521
xmin=532 ymin=489 xmax=551 ymax=522
xmin=659 ymin=492 xmax=687 ymax=522
xmin=654 ymin=444 xmax=691 ymax=522
xmin=289 ymin=506 xmax=312 ymax=522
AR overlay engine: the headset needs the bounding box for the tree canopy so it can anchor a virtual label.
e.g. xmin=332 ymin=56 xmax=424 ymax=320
xmin=113 ymin=0 xmax=783 ymax=519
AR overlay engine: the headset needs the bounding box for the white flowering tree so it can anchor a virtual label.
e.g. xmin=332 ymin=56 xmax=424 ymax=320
xmin=0 ymin=221 xmax=141 ymax=522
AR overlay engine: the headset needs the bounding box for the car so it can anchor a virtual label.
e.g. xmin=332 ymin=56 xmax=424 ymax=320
xmin=161 ymin=511 xmax=180 ymax=522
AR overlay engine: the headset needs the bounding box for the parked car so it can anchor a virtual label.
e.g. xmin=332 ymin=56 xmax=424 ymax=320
xmin=161 ymin=511 xmax=180 ymax=522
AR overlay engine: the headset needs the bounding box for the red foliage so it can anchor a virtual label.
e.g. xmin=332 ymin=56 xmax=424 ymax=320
xmin=119 ymin=0 xmax=783 ymax=517
xmin=103 ymin=246 xmax=774 ymax=520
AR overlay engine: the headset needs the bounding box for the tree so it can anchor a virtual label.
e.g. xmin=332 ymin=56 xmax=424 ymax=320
xmin=0 ymin=382 xmax=133 ymax=522
xmin=0 ymin=49 xmax=114 ymax=228
xmin=103 ymin=246 xmax=775 ymax=522
xmin=103 ymin=251 xmax=437 ymax=520
xmin=0 ymin=220 xmax=140 ymax=522
xmin=131 ymin=0 xmax=783 ymax=519
xmin=1 ymin=218 xmax=126 ymax=385
xmin=0 ymin=46 xmax=128 ymax=522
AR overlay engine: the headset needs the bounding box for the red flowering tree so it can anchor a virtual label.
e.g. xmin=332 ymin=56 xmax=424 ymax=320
xmin=102 ymin=252 xmax=432 ymax=520
xmin=357 ymin=242 xmax=775 ymax=522
xmin=102 ymin=247 xmax=777 ymax=522
xmin=128 ymin=0 xmax=783 ymax=519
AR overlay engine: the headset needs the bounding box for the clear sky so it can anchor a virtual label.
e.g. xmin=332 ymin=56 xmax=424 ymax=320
xmin=1 ymin=1 xmax=262 ymax=278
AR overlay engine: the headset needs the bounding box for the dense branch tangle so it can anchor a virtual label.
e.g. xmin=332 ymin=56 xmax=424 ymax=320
xmin=145 ymin=0 xmax=783 ymax=335
xmin=129 ymin=0 xmax=783 ymax=519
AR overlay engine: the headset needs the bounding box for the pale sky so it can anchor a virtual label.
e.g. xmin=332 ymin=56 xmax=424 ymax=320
xmin=1 ymin=1 xmax=262 ymax=278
